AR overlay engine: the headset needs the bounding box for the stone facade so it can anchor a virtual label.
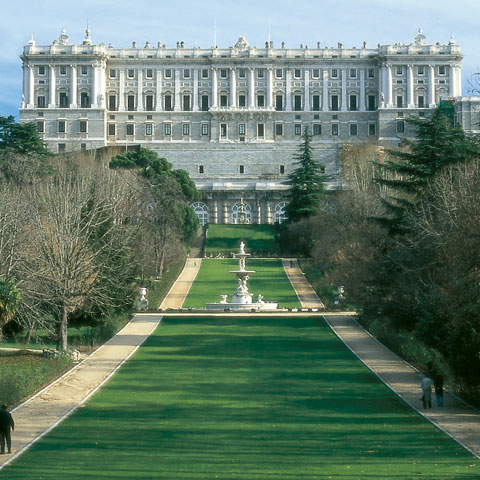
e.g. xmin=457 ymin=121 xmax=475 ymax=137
xmin=19 ymin=28 xmax=466 ymax=224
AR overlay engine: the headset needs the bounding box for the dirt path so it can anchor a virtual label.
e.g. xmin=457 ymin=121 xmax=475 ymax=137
xmin=282 ymin=258 xmax=324 ymax=308
xmin=159 ymin=258 xmax=202 ymax=309
xmin=0 ymin=314 xmax=161 ymax=470
xmin=325 ymin=315 xmax=480 ymax=459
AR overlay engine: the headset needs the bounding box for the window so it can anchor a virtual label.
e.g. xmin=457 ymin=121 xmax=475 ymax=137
xmin=239 ymin=94 xmax=246 ymax=107
xmin=220 ymin=123 xmax=227 ymax=138
xmin=146 ymin=69 xmax=153 ymax=78
xmin=418 ymin=95 xmax=425 ymax=108
xmin=257 ymin=95 xmax=265 ymax=107
xmin=201 ymin=124 xmax=209 ymax=136
xmin=37 ymin=96 xmax=46 ymax=108
xmin=275 ymin=95 xmax=283 ymax=111
xmin=350 ymin=123 xmax=358 ymax=136
xmin=331 ymin=69 xmax=338 ymax=78
xmin=60 ymin=66 xmax=67 ymax=75
xmin=275 ymin=123 xmax=283 ymax=136
xmin=349 ymin=69 xmax=357 ymax=79
xmin=126 ymin=123 xmax=135 ymax=136
xmin=109 ymin=69 xmax=116 ymax=79
xmin=280 ymin=165 xmax=285 ymax=174
xmin=257 ymin=69 xmax=265 ymax=78
xmin=331 ymin=123 xmax=339 ymax=136
xmin=275 ymin=69 xmax=283 ymax=78
xmin=239 ymin=123 xmax=246 ymax=136
xmin=38 ymin=66 xmax=46 ymax=75
xmin=396 ymin=66 xmax=403 ymax=75
xmin=58 ymin=120 xmax=66 ymax=133
xmin=313 ymin=123 xmax=321 ymax=135
xmin=183 ymin=124 xmax=190 ymax=136
xmin=81 ymin=66 xmax=88 ymax=75
xmin=145 ymin=95 xmax=154 ymax=111
xmin=127 ymin=69 xmax=135 ymax=79
xmin=59 ymin=92 xmax=68 ymax=108
xmin=438 ymin=66 xmax=446 ymax=75
xmin=368 ymin=123 xmax=376 ymax=136
xmin=368 ymin=68 xmax=375 ymax=78
xmin=294 ymin=95 xmax=302 ymax=111
xmin=58 ymin=143 xmax=66 ymax=152
xmin=164 ymin=123 xmax=172 ymax=135
xmin=293 ymin=69 xmax=301 ymax=79
xmin=312 ymin=95 xmax=320 ymax=111
xmin=331 ymin=95 xmax=339 ymax=111
xmin=294 ymin=124 xmax=302 ymax=135
xmin=396 ymin=95 xmax=403 ymax=108
xmin=183 ymin=69 xmax=190 ymax=79
xmin=183 ymin=95 xmax=191 ymax=111
xmin=79 ymin=120 xmax=87 ymax=133
xmin=201 ymin=95 xmax=209 ymax=111
xmin=312 ymin=69 xmax=320 ymax=78
xmin=80 ymin=92 xmax=90 ymax=108
xmin=198 ymin=165 xmax=204 ymax=174
xmin=396 ymin=120 xmax=405 ymax=133
xmin=127 ymin=95 xmax=135 ymax=111
xmin=349 ymin=95 xmax=357 ymax=111
xmin=417 ymin=66 xmax=425 ymax=75
xmin=36 ymin=120 xmax=45 ymax=133
xmin=201 ymin=69 xmax=209 ymax=79
xmin=220 ymin=95 xmax=228 ymax=107
xmin=164 ymin=95 xmax=173 ymax=111
xmin=108 ymin=123 xmax=116 ymax=136
xmin=220 ymin=69 xmax=228 ymax=79
xmin=239 ymin=165 xmax=245 ymax=174
xmin=368 ymin=95 xmax=376 ymax=111
xmin=165 ymin=69 xmax=172 ymax=78
xmin=108 ymin=95 xmax=117 ymax=111
xmin=238 ymin=69 xmax=246 ymax=78
xmin=257 ymin=123 xmax=265 ymax=137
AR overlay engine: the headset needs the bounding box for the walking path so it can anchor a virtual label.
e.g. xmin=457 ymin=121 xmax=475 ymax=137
xmin=0 ymin=314 xmax=161 ymax=471
xmin=159 ymin=258 xmax=202 ymax=309
xmin=282 ymin=258 xmax=325 ymax=308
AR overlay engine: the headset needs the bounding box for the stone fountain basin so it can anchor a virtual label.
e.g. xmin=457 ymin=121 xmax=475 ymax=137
xmin=205 ymin=302 xmax=279 ymax=311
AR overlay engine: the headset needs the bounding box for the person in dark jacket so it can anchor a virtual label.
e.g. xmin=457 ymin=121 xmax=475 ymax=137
xmin=0 ymin=405 xmax=14 ymax=454
xmin=433 ymin=373 xmax=444 ymax=406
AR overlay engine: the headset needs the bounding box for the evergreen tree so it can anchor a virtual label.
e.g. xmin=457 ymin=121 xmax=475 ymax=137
xmin=376 ymin=104 xmax=480 ymax=233
xmin=285 ymin=127 xmax=326 ymax=223
xmin=0 ymin=115 xmax=49 ymax=156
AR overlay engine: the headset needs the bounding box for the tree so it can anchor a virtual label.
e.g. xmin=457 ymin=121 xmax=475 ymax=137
xmin=285 ymin=127 xmax=326 ymax=224
xmin=0 ymin=116 xmax=49 ymax=156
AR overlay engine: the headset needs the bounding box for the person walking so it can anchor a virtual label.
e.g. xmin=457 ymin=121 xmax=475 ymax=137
xmin=421 ymin=376 xmax=434 ymax=409
xmin=0 ymin=405 xmax=14 ymax=454
xmin=433 ymin=373 xmax=444 ymax=407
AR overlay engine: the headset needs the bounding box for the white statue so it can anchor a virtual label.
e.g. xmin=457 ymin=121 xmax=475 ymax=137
xmin=257 ymin=294 xmax=264 ymax=304
xmin=239 ymin=241 xmax=245 ymax=254
xmin=220 ymin=294 xmax=228 ymax=304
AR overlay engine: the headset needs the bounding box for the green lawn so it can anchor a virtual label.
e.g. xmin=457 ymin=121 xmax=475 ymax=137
xmin=205 ymin=224 xmax=278 ymax=255
xmin=2 ymin=316 xmax=478 ymax=479
xmin=182 ymin=258 xmax=301 ymax=308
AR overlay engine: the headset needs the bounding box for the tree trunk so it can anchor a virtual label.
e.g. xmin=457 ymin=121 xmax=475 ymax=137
xmin=57 ymin=305 xmax=68 ymax=351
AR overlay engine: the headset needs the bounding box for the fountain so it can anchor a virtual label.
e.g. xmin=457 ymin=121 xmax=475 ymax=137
xmin=206 ymin=241 xmax=278 ymax=311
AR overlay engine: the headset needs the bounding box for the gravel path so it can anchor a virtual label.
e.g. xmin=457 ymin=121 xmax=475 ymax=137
xmin=282 ymin=258 xmax=324 ymax=308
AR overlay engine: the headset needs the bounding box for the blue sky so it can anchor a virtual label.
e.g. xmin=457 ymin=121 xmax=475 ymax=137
xmin=1 ymin=0 xmax=479 ymax=118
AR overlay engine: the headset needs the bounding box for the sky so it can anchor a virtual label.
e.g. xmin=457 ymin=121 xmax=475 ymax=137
xmin=1 ymin=0 xmax=479 ymax=119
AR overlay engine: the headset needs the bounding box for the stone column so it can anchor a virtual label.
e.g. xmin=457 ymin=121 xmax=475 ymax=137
xmin=428 ymin=64 xmax=435 ymax=108
xmin=28 ymin=65 xmax=35 ymax=108
xmin=449 ymin=65 xmax=456 ymax=98
xmin=212 ymin=67 xmax=218 ymax=109
xmin=285 ymin=69 xmax=292 ymax=111
xmin=48 ymin=65 xmax=56 ymax=108
xmin=193 ymin=69 xmax=199 ymax=111
xmin=223 ymin=202 xmax=229 ymax=224
xmin=322 ymin=70 xmax=329 ymax=111
xmin=407 ymin=64 xmax=414 ymax=108
xmin=212 ymin=202 xmax=218 ymax=224
xmin=70 ymin=65 xmax=77 ymax=108
xmin=341 ymin=69 xmax=347 ymax=111
xmin=174 ymin=69 xmax=181 ymax=111
xmin=119 ymin=69 xmax=125 ymax=110
xmin=230 ymin=67 xmax=236 ymax=108
xmin=266 ymin=202 xmax=272 ymax=225
xmin=137 ymin=69 xmax=144 ymax=111
xmin=256 ymin=203 xmax=262 ymax=224
xmin=267 ymin=67 xmax=273 ymax=109
xmin=92 ymin=64 xmax=98 ymax=108
xmin=99 ymin=64 xmax=106 ymax=108
xmin=359 ymin=68 xmax=366 ymax=112
xmin=248 ymin=68 xmax=255 ymax=108
xmin=304 ymin=69 xmax=310 ymax=112
xmin=386 ymin=64 xmax=393 ymax=108
xmin=455 ymin=66 xmax=462 ymax=97
xmin=156 ymin=69 xmax=162 ymax=111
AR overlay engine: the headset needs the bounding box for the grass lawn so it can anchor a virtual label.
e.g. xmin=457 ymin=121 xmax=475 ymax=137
xmin=2 ymin=316 xmax=478 ymax=479
xmin=206 ymin=224 xmax=278 ymax=255
xmin=182 ymin=259 xmax=301 ymax=308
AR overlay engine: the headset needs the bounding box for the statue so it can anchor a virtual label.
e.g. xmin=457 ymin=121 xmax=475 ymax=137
xmin=257 ymin=294 xmax=264 ymax=304
xmin=220 ymin=294 xmax=228 ymax=304
xmin=239 ymin=241 xmax=245 ymax=254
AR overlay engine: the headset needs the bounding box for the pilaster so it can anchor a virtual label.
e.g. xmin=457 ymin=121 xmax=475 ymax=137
xmin=230 ymin=67 xmax=237 ymax=108
xmin=156 ymin=69 xmax=162 ymax=111
xmin=407 ymin=64 xmax=414 ymax=108
xmin=322 ymin=70 xmax=328 ymax=112
xmin=174 ymin=69 xmax=181 ymax=111
xmin=48 ymin=65 xmax=56 ymax=108
xmin=428 ymin=64 xmax=436 ymax=108
xmin=193 ymin=69 xmax=199 ymax=111
xmin=359 ymin=68 xmax=366 ymax=111
xmin=248 ymin=68 xmax=255 ymax=108
xmin=70 ymin=65 xmax=77 ymax=108
xmin=341 ymin=69 xmax=347 ymax=111
xmin=304 ymin=69 xmax=310 ymax=112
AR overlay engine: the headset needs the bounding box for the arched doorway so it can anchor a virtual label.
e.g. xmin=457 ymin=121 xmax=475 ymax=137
xmin=191 ymin=202 xmax=209 ymax=226
xmin=231 ymin=202 xmax=252 ymax=224
xmin=274 ymin=202 xmax=287 ymax=224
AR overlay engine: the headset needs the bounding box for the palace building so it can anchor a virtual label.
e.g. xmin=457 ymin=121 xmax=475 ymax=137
xmin=19 ymin=28 xmax=472 ymax=224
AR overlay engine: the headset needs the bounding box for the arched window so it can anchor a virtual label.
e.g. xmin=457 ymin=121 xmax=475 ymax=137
xmin=274 ymin=202 xmax=287 ymax=224
xmin=231 ymin=202 xmax=252 ymax=224
xmin=191 ymin=202 xmax=209 ymax=226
